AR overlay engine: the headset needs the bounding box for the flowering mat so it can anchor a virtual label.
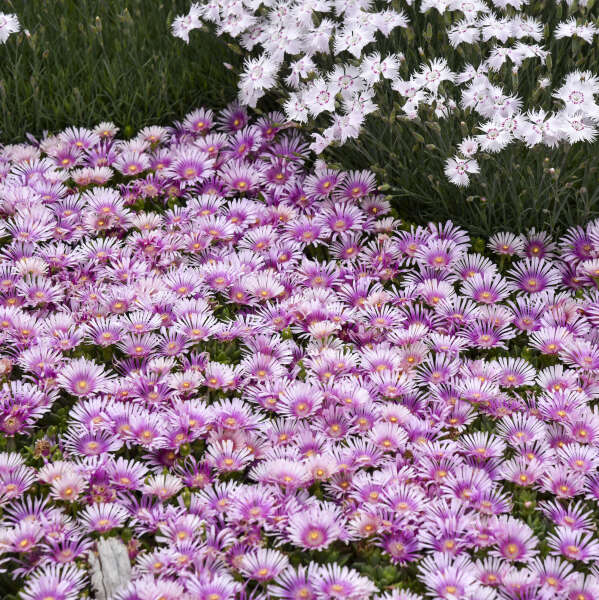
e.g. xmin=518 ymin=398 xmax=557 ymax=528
xmin=1 ymin=105 xmax=599 ymax=600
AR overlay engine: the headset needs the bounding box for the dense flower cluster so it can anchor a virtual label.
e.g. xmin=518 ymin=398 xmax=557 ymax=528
xmin=173 ymin=0 xmax=599 ymax=186
xmin=1 ymin=105 xmax=599 ymax=599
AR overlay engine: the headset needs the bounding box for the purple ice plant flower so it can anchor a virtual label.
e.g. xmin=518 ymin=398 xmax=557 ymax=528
xmin=0 ymin=106 xmax=599 ymax=600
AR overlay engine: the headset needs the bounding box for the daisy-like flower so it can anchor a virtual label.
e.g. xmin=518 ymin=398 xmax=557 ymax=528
xmin=6 ymin=210 xmax=55 ymax=244
xmin=0 ymin=462 xmax=36 ymax=501
xmin=305 ymin=168 xmax=346 ymax=198
xmin=220 ymin=159 xmax=265 ymax=193
xmin=0 ymin=380 xmax=51 ymax=436
xmin=279 ymin=382 xmax=323 ymax=419
xmin=164 ymin=148 xmax=214 ymax=185
xmin=20 ymin=564 xmax=87 ymax=600
xmin=217 ymin=102 xmax=249 ymax=132
xmin=379 ymin=531 xmax=421 ymax=566
xmin=461 ymin=272 xmax=510 ymax=304
xmin=490 ymin=515 xmax=538 ymax=561
xmin=529 ymin=556 xmax=575 ymax=597
xmin=61 ymin=126 xmax=100 ymax=151
xmin=142 ymin=474 xmax=183 ymax=501
xmin=56 ymin=358 xmax=112 ymax=397
xmin=540 ymin=465 xmax=586 ymax=498
xmin=547 ymin=528 xmax=599 ymax=562
xmin=128 ymin=410 xmax=166 ymax=448
xmin=268 ymin=567 xmax=316 ymax=600
xmin=495 ymin=357 xmax=536 ymax=388
xmin=239 ymin=548 xmax=290 ymax=582
xmin=113 ymin=150 xmax=150 ymax=176
xmin=63 ymin=427 xmax=122 ymax=457
xmin=581 ymin=258 xmax=599 ymax=279
xmin=416 ymin=239 xmax=464 ymax=270
xmin=205 ymin=439 xmax=253 ymax=471
xmin=78 ymin=502 xmax=128 ymax=533
xmin=418 ymin=554 xmax=478 ymax=600
xmin=49 ymin=469 xmax=87 ymax=502
xmin=86 ymin=318 xmax=122 ymax=346
xmin=460 ymin=431 xmax=506 ymax=462
xmin=315 ymin=202 xmax=366 ymax=238
xmin=441 ymin=464 xmax=493 ymax=505
xmin=182 ymin=107 xmax=215 ymax=134
xmin=460 ymin=321 xmax=514 ymax=349
xmin=287 ymin=503 xmax=345 ymax=550
xmin=245 ymin=271 xmax=285 ymax=301
xmin=507 ymin=258 xmax=562 ymax=294
xmin=250 ymin=458 xmax=310 ymax=489
xmin=335 ymin=170 xmax=377 ymax=201
xmin=539 ymin=499 xmax=594 ymax=531
xmin=530 ymin=326 xmax=574 ymax=355
xmin=186 ymin=574 xmax=242 ymax=600
xmin=313 ymin=563 xmax=378 ymax=600
xmin=496 ymin=413 xmax=546 ymax=446
xmin=230 ymin=485 xmax=277 ymax=522
xmin=557 ymin=444 xmax=599 ymax=475
xmin=560 ymin=339 xmax=599 ymax=371
xmin=107 ymin=457 xmax=148 ymax=490
xmin=519 ymin=228 xmax=558 ymax=260
xmin=7 ymin=520 xmax=43 ymax=553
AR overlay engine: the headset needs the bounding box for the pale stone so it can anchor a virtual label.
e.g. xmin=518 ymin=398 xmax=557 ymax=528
xmin=89 ymin=537 xmax=131 ymax=600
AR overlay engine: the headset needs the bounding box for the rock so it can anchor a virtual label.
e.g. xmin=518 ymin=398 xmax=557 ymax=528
xmin=89 ymin=537 xmax=132 ymax=600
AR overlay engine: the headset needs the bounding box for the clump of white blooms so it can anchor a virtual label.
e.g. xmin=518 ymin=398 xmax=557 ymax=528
xmin=0 ymin=12 xmax=19 ymax=44
xmin=173 ymin=0 xmax=599 ymax=187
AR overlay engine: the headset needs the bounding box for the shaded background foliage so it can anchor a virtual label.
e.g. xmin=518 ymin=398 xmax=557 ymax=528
xmin=0 ymin=0 xmax=239 ymax=140
xmin=0 ymin=0 xmax=598 ymax=235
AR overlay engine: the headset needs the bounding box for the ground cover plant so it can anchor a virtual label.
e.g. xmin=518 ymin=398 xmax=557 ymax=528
xmin=0 ymin=104 xmax=598 ymax=599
